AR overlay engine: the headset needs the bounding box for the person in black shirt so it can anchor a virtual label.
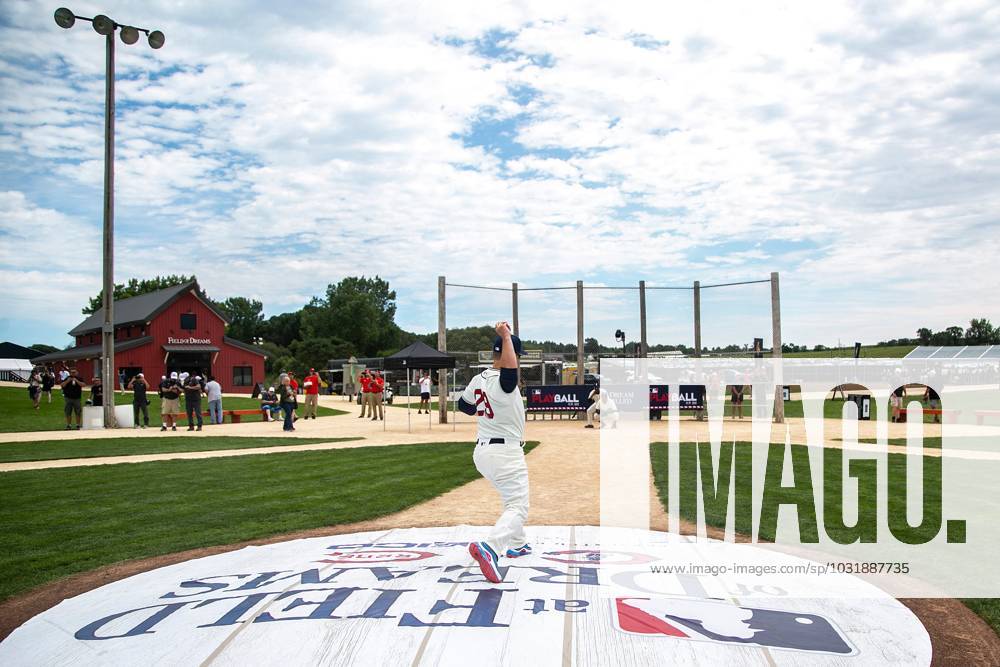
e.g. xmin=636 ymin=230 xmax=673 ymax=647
xmin=41 ymin=368 xmax=55 ymax=403
xmin=183 ymin=374 xmax=205 ymax=431
xmin=160 ymin=372 xmax=182 ymax=431
xmin=61 ymin=368 xmax=85 ymax=429
xmin=128 ymin=373 xmax=151 ymax=428
xmin=924 ymin=385 xmax=941 ymax=423
xmin=90 ymin=376 xmax=103 ymax=408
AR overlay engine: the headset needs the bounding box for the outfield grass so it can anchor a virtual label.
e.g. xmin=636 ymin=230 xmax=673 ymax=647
xmin=779 ymin=345 xmax=915 ymax=358
xmin=0 ymin=436 xmax=361 ymax=464
xmin=0 ymin=442 xmax=536 ymax=601
xmin=0 ymin=386 xmax=347 ymax=433
xmin=650 ymin=441 xmax=999 ymax=637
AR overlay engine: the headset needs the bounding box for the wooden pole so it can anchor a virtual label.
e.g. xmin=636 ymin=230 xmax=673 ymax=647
xmin=771 ymin=271 xmax=784 ymax=423
xmin=639 ymin=280 xmax=647 ymax=358
xmin=693 ymin=280 xmax=702 ymax=358
xmin=438 ymin=276 xmax=447 ymax=424
xmin=101 ymin=32 xmax=117 ymax=428
xmin=577 ymin=280 xmax=585 ymax=420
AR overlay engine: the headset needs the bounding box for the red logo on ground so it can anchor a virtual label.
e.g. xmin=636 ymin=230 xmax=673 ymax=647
xmin=317 ymin=550 xmax=438 ymax=563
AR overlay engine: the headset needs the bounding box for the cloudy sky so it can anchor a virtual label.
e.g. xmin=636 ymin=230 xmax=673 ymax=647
xmin=1 ymin=0 xmax=997 ymax=350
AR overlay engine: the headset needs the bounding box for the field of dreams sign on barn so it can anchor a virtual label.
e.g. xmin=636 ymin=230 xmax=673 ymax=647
xmin=0 ymin=526 xmax=930 ymax=666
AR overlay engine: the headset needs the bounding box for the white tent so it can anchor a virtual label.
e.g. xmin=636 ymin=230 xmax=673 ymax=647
xmin=0 ymin=359 xmax=34 ymax=382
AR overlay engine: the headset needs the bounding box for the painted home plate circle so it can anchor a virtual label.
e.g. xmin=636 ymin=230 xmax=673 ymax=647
xmin=0 ymin=526 xmax=930 ymax=666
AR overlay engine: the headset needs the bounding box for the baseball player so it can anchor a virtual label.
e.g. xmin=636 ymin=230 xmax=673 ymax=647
xmin=460 ymin=321 xmax=531 ymax=583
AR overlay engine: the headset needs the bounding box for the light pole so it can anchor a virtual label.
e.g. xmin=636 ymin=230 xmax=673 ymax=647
xmin=54 ymin=8 xmax=164 ymax=428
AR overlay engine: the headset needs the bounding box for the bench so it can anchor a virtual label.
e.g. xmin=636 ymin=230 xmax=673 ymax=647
xmin=975 ymin=410 xmax=1000 ymax=426
xmin=165 ymin=409 xmax=264 ymax=424
xmin=891 ymin=406 xmax=961 ymax=423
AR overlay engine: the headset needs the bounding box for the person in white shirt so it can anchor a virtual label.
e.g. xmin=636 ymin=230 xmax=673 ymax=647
xmin=418 ymin=371 xmax=432 ymax=414
xmin=205 ymin=376 xmax=223 ymax=424
xmin=459 ymin=321 xmax=530 ymax=583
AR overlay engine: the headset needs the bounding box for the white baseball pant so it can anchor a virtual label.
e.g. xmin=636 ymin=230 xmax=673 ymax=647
xmin=473 ymin=439 xmax=529 ymax=554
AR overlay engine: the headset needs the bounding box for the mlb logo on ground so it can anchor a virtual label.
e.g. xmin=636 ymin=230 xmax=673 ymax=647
xmin=613 ymin=597 xmax=856 ymax=656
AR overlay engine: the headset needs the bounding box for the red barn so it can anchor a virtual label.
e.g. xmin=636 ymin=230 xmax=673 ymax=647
xmin=35 ymin=281 xmax=266 ymax=393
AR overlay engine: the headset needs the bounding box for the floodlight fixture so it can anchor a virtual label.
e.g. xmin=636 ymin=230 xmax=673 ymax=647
xmin=54 ymin=7 xmax=75 ymax=29
xmin=120 ymin=25 xmax=139 ymax=45
xmin=92 ymin=14 xmax=114 ymax=36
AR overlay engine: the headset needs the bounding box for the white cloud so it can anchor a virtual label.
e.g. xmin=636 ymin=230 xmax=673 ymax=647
xmin=0 ymin=0 xmax=998 ymax=347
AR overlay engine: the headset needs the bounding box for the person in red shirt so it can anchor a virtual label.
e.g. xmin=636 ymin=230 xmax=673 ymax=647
xmin=288 ymin=371 xmax=300 ymax=422
xmin=358 ymin=369 xmax=372 ymax=419
xmin=303 ymin=368 xmax=321 ymax=419
xmin=370 ymin=370 xmax=385 ymax=421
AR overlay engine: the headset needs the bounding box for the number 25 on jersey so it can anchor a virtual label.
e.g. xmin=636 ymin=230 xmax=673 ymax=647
xmin=474 ymin=389 xmax=494 ymax=419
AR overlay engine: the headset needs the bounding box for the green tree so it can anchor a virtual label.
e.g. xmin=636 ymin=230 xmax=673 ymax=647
xmin=83 ymin=275 xmax=196 ymax=314
xmin=219 ymin=297 xmax=264 ymax=343
xmin=300 ymin=276 xmax=399 ymax=356
xmin=30 ymin=344 xmax=59 ymax=354
xmin=965 ymin=318 xmax=999 ymax=345
xmin=289 ymin=337 xmax=354 ymax=372
xmin=916 ymin=327 xmax=932 ymax=345
xmin=260 ymin=311 xmax=302 ymax=348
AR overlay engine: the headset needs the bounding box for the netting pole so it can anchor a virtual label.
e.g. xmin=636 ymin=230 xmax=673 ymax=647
xmin=438 ymin=276 xmax=448 ymax=424
xmin=693 ymin=280 xmax=702 ymax=357
xmin=576 ymin=280 xmax=585 ymax=419
xmin=639 ymin=280 xmax=648 ymax=357
xmin=512 ymin=281 xmax=521 ymax=386
xmin=771 ymin=271 xmax=784 ymax=423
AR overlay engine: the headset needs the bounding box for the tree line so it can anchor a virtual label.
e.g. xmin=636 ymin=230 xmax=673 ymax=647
xmin=59 ymin=276 xmax=998 ymax=373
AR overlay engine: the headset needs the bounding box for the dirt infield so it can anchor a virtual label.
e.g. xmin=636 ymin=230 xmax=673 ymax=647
xmin=1 ymin=407 xmax=998 ymax=664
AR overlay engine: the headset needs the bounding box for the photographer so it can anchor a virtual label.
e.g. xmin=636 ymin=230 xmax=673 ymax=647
xmin=60 ymin=369 xmax=85 ymax=430
xmin=128 ymin=373 xmax=151 ymax=429
xmin=183 ymin=373 xmax=205 ymax=431
xmin=160 ymin=372 xmax=182 ymax=431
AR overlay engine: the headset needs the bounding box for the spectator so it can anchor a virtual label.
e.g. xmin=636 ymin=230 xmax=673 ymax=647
xmin=278 ymin=373 xmax=296 ymax=431
xmin=41 ymin=368 xmax=55 ymax=404
xmin=118 ymin=368 xmax=127 ymax=395
xmin=160 ymin=372 xmax=182 ymax=431
xmin=923 ymin=385 xmax=942 ymax=423
xmin=418 ymin=371 xmax=431 ymax=414
xmin=358 ymin=369 xmax=372 ymax=418
xmin=205 ymin=375 xmax=223 ymax=425
xmin=370 ymin=371 xmax=385 ymax=421
xmin=260 ymin=385 xmax=281 ymax=421
xmin=90 ymin=376 xmax=103 ymax=408
xmin=58 ymin=367 xmax=69 ymax=383
xmin=730 ymin=383 xmax=745 ymax=420
xmin=60 ymin=368 xmax=85 ymax=429
xmin=183 ymin=373 xmax=205 ymax=431
xmin=28 ymin=368 xmax=43 ymax=410
xmin=302 ymin=368 xmax=321 ymax=419
xmin=288 ymin=372 xmax=300 ymax=421
xmin=128 ymin=373 xmax=151 ymax=428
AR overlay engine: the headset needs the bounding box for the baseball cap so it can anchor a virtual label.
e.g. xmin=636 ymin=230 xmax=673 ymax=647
xmin=493 ymin=334 xmax=523 ymax=356
xmin=170 ymin=371 xmax=178 ymax=379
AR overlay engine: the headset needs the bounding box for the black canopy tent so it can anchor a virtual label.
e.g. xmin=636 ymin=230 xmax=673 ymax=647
xmin=383 ymin=341 xmax=457 ymax=432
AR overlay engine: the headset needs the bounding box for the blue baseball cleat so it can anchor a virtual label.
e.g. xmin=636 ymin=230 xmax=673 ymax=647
xmin=469 ymin=541 xmax=502 ymax=583
xmin=506 ymin=544 xmax=532 ymax=558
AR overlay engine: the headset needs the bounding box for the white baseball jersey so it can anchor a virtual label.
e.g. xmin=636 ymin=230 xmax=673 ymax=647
xmin=462 ymin=369 xmax=525 ymax=441
xmin=419 ymin=377 xmax=431 ymax=393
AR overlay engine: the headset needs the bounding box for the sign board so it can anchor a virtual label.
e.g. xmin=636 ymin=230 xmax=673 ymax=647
xmin=527 ymin=384 xmax=593 ymax=411
xmin=783 ymin=385 xmax=791 ymax=402
xmin=649 ymin=385 xmax=706 ymax=411
xmin=0 ymin=526 xmax=931 ymax=666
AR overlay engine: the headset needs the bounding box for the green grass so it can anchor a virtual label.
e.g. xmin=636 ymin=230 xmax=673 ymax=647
xmin=779 ymin=345 xmax=915 ymax=358
xmin=0 ymin=436 xmax=361 ymax=463
xmin=0 ymin=442 xmax=536 ymax=601
xmin=650 ymin=441 xmax=1000 ymax=638
xmin=0 ymin=386 xmax=347 ymax=433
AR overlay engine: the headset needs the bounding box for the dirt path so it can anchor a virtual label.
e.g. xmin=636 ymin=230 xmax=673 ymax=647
xmin=1 ymin=413 xmax=998 ymax=664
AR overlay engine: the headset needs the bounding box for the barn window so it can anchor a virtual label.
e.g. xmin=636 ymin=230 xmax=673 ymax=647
xmin=233 ymin=366 xmax=253 ymax=386
xmin=180 ymin=313 xmax=197 ymax=330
